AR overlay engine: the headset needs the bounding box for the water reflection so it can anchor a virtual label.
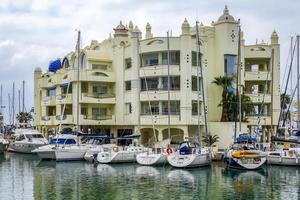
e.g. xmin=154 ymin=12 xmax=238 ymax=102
xmin=0 ymin=153 xmax=300 ymax=200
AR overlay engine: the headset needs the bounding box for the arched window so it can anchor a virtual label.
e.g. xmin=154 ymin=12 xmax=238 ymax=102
xmin=62 ymin=58 xmax=70 ymax=68
xmin=81 ymin=54 xmax=88 ymax=69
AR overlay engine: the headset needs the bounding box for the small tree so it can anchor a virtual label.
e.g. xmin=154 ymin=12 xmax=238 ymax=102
xmin=16 ymin=112 xmax=32 ymax=123
xmin=203 ymin=134 xmax=220 ymax=146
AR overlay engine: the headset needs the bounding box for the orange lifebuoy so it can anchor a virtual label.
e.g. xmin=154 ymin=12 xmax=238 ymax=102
xmin=166 ymin=147 xmax=173 ymax=154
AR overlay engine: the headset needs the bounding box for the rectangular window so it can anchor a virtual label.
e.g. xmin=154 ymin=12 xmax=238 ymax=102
xmin=161 ymin=76 xmax=180 ymax=90
xmin=92 ymin=84 xmax=108 ymax=94
xmin=192 ymin=51 xmax=201 ymax=66
xmin=192 ymin=76 xmax=202 ymax=92
xmin=141 ymin=77 xmax=159 ymax=91
xmin=224 ymin=54 xmax=236 ymax=76
xmin=141 ymin=101 xmax=159 ymax=115
xmin=192 ymin=101 xmax=201 ymax=115
xmin=125 ymin=81 xmax=131 ymax=91
xmin=142 ymin=53 xmax=159 ymax=66
xmin=47 ymin=88 xmax=56 ymax=96
xmin=161 ymin=51 xmax=180 ymax=65
xmin=125 ymin=103 xmax=132 ymax=114
xmin=161 ymin=101 xmax=180 ymax=115
xmin=92 ymin=107 xmax=107 ymax=119
xmin=46 ymin=106 xmax=56 ymax=116
xmin=125 ymin=58 xmax=132 ymax=69
xmin=92 ymin=64 xmax=108 ymax=70
xmin=81 ymin=107 xmax=87 ymax=115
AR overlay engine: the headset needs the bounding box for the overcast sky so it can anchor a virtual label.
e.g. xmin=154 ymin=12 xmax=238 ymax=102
xmin=0 ymin=0 xmax=299 ymax=123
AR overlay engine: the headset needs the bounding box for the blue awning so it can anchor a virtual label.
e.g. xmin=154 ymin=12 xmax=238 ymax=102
xmin=60 ymin=83 xmax=71 ymax=89
xmin=46 ymin=86 xmax=56 ymax=90
xmin=49 ymin=59 xmax=62 ymax=72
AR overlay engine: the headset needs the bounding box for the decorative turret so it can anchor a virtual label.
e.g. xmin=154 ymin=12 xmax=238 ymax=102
xmin=132 ymin=25 xmax=142 ymax=39
xmin=128 ymin=21 xmax=134 ymax=32
xmin=145 ymin=22 xmax=153 ymax=39
xmin=216 ymin=5 xmax=236 ymax=24
xmin=113 ymin=21 xmax=128 ymax=37
xmin=90 ymin=40 xmax=98 ymax=49
xmin=271 ymin=30 xmax=279 ymax=45
xmin=181 ymin=18 xmax=190 ymax=35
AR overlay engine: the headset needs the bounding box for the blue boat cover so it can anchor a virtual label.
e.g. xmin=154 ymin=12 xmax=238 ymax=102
xmin=49 ymin=59 xmax=62 ymax=72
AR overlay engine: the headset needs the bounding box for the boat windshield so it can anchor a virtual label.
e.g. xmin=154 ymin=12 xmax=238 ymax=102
xmin=26 ymin=134 xmax=44 ymax=139
xmin=49 ymin=138 xmax=76 ymax=145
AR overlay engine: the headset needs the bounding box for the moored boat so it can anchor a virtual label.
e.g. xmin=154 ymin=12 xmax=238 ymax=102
xmin=0 ymin=135 xmax=9 ymax=153
xmin=136 ymin=147 xmax=168 ymax=166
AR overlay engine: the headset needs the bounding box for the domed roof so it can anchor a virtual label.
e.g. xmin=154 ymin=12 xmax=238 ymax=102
xmin=34 ymin=67 xmax=42 ymax=72
xmin=217 ymin=5 xmax=235 ymax=23
xmin=113 ymin=21 xmax=128 ymax=37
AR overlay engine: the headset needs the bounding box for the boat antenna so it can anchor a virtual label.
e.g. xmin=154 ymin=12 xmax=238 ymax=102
xmin=195 ymin=21 xmax=208 ymax=145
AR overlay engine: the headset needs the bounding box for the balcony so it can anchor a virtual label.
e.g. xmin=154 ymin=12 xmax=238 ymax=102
xmin=56 ymin=94 xmax=73 ymax=104
xmin=244 ymin=93 xmax=271 ymax=103
xmin=55 ymin=115 xmax=74 ymax=124
xmin=40 ymin=116 xmax=55 ymax=126
xmin=139 ymin=65 xmax=180 ymax=77
xmin=244 ymin=46 xmax=272 ymax=58
xmin=81 ymin=93 xmax=116 ymax=104
xmin=80 ymin=115 xmax=115 ymax=125
xmin=140 ymin=90 xmax=180 ymax=101
xmin=191 ymin=115 xmax=205 ymax=125
xmin=244 ymin=71 xmax=271 ymax=81
xmin=245 ymin=115 xmax=272 ymax=125
xmin=140 ymin=114 xmax=181 ymax=125
xmin=41 ymin=96 xmax=56 ymax=106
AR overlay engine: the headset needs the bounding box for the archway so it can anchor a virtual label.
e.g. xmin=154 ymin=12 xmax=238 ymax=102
xmin=140 ymin=128 xmax=159 ymax=146
xmin=162 ymin=128 xmax=184 ymax=144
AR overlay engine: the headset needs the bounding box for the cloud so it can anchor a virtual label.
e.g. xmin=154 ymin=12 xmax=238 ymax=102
xmin=0 ymin=0 xmax=298 ymax=123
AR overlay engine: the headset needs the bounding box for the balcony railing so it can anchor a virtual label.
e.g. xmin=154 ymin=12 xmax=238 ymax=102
xmin=140 ymin=87 xmax=180 ymax=91
xmin=83 ymin=93 xmax=115 ymax=99
xmin=140 ymin=111 xmax=180 ymax=116
xmin=56 ymin=115 xmax=67 ymax=120
xmin=83 ymin=115 xmax=113 ymax=120
xmin=42 ymin=96 xmax=51 ymax=102
xmin=41 ymin=116 xmax=51 ymax=121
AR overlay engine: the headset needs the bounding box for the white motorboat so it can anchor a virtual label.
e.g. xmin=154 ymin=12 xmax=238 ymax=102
xmin=84 ymin=143 xmax=112 ymax=163
xmin=0 ymin=135 xmax=9 ymax=153
xmin=136 ymin=148 xmax=168 ymax=166
xmin=97 ymin=144 xmax=148 ymax=164
xmin=223 ymin=135 xmax=267 ymax=170
xmin=167 ymin=141 xmax=211 ymax=168
xmin=33 ymin=134 xmax=99 ymax=161
xmin=8 ymin=129 xmax=48 ymax=153
xmin=267 ymin=148 xmax=300 ymax=166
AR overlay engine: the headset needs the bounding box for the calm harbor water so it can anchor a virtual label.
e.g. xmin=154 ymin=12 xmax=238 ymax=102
xmin=0 ymin=153 xmax=299 ymax=200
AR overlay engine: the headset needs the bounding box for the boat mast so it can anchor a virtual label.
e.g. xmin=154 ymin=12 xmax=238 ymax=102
xmin=297 ymin=35 xmax=300 ymax=130
xmin=234 ymin=22 xmax=241 ymax=140
xmin=290 ymin=37 xmax=293 ymax=132
xmin=76 ymin=30 xmax=81 ymax=132
xmin=167 ymin=31 xmax=171 ymax=139
xmin=22 ymin=80 xmax=25 ymax=112
xmin=12 ymin=82 xmax=15 ymax=126
xmin=8 ymin=94 xmax=11 ymax=125
xmin=196 ymin=21 xmax=208 ymax=145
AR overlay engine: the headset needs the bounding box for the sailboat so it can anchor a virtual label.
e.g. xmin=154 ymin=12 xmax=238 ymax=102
xmin=223 ymin=23 xmax=266 ymax=170
xmin=166 ymin=21 xmax=211 ymax=168
xmin=136 ymin=31 xmax=172 ymax=166
xmin=267 ymin=35 xmax=300 ymax=166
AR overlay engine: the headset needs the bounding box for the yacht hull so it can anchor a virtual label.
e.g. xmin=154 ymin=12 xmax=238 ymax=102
xmin=136 ymin=153 xmax=168 ymax=166
xmin=0 ymin=143 xmax=8 ymax=153
xmin=224 ymin=156 xmax=266 ymax=170
xmin=8 ymin=143 xmax=46 ymax=154
xmin=267 ymin=155 xmax=300 ymax=166
xmin=97 ymin=151 xmax=138 ymax=163
xmin=167 ymin=153 xmax=211 ymax=168
xmin=55 ymin=147 xmax=90 ymax=161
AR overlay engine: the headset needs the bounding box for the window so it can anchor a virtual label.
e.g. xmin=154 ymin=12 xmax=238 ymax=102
xmin=92 ymin=64 xmax=108 ymax=70
xmin=47 ymin=88 xmax=56 ymax=96
xmin=141 ymin=77 xmax=159 ymax=91
xmin=141 ymin=101 xmax=159 ymax=115
xmin=81 ymin=54 xmax=88 ymax=69
xmin=92 ymin=84 xmax=108 ymax=94
xmin=224 ymin=54 xmax=236 ymax=77
xmin=192 ymin=51 xmax=201 ymax=66
xmin=125 ymin=58 xmax=132 ymax=69
xmin=192 ymin=76 xmax=202 ymax=92
xmin=161 ymin=101 xmax=180 ymax=115
xmin=125 ymin=81 xmax=131 ymax=91
xmin=192 ymin=101 xmax=201 ymax=115
xmin=142 ymin=53 xmax=158 ymax=66
xmin=47 ymin=106 xmax=56 ymax=116
xmin=161 ymin=76 xmax=180 ymax=90
xmin=125 ymin=103 xmax=132 ymax=114
xmin=81 ymin=107 xmax=87 ymax=115
xmin=162 ymin=51 xmax=180 ymax=65
xmin=92 ymin=107 xmax=107 ymax=119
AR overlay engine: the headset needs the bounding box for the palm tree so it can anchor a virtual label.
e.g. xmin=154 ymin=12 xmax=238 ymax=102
xmin=202 ymin=134 xmax=220 ymax=146
xmin=212 ymin=76 xmax=234 ymax=122
xmin=228 ymin=94 xmax=254 ymax=122
xmin=16 ymin=112 xmax=32 ymax=123
xmin=280 ymin=93 xmax=291 ymax=110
